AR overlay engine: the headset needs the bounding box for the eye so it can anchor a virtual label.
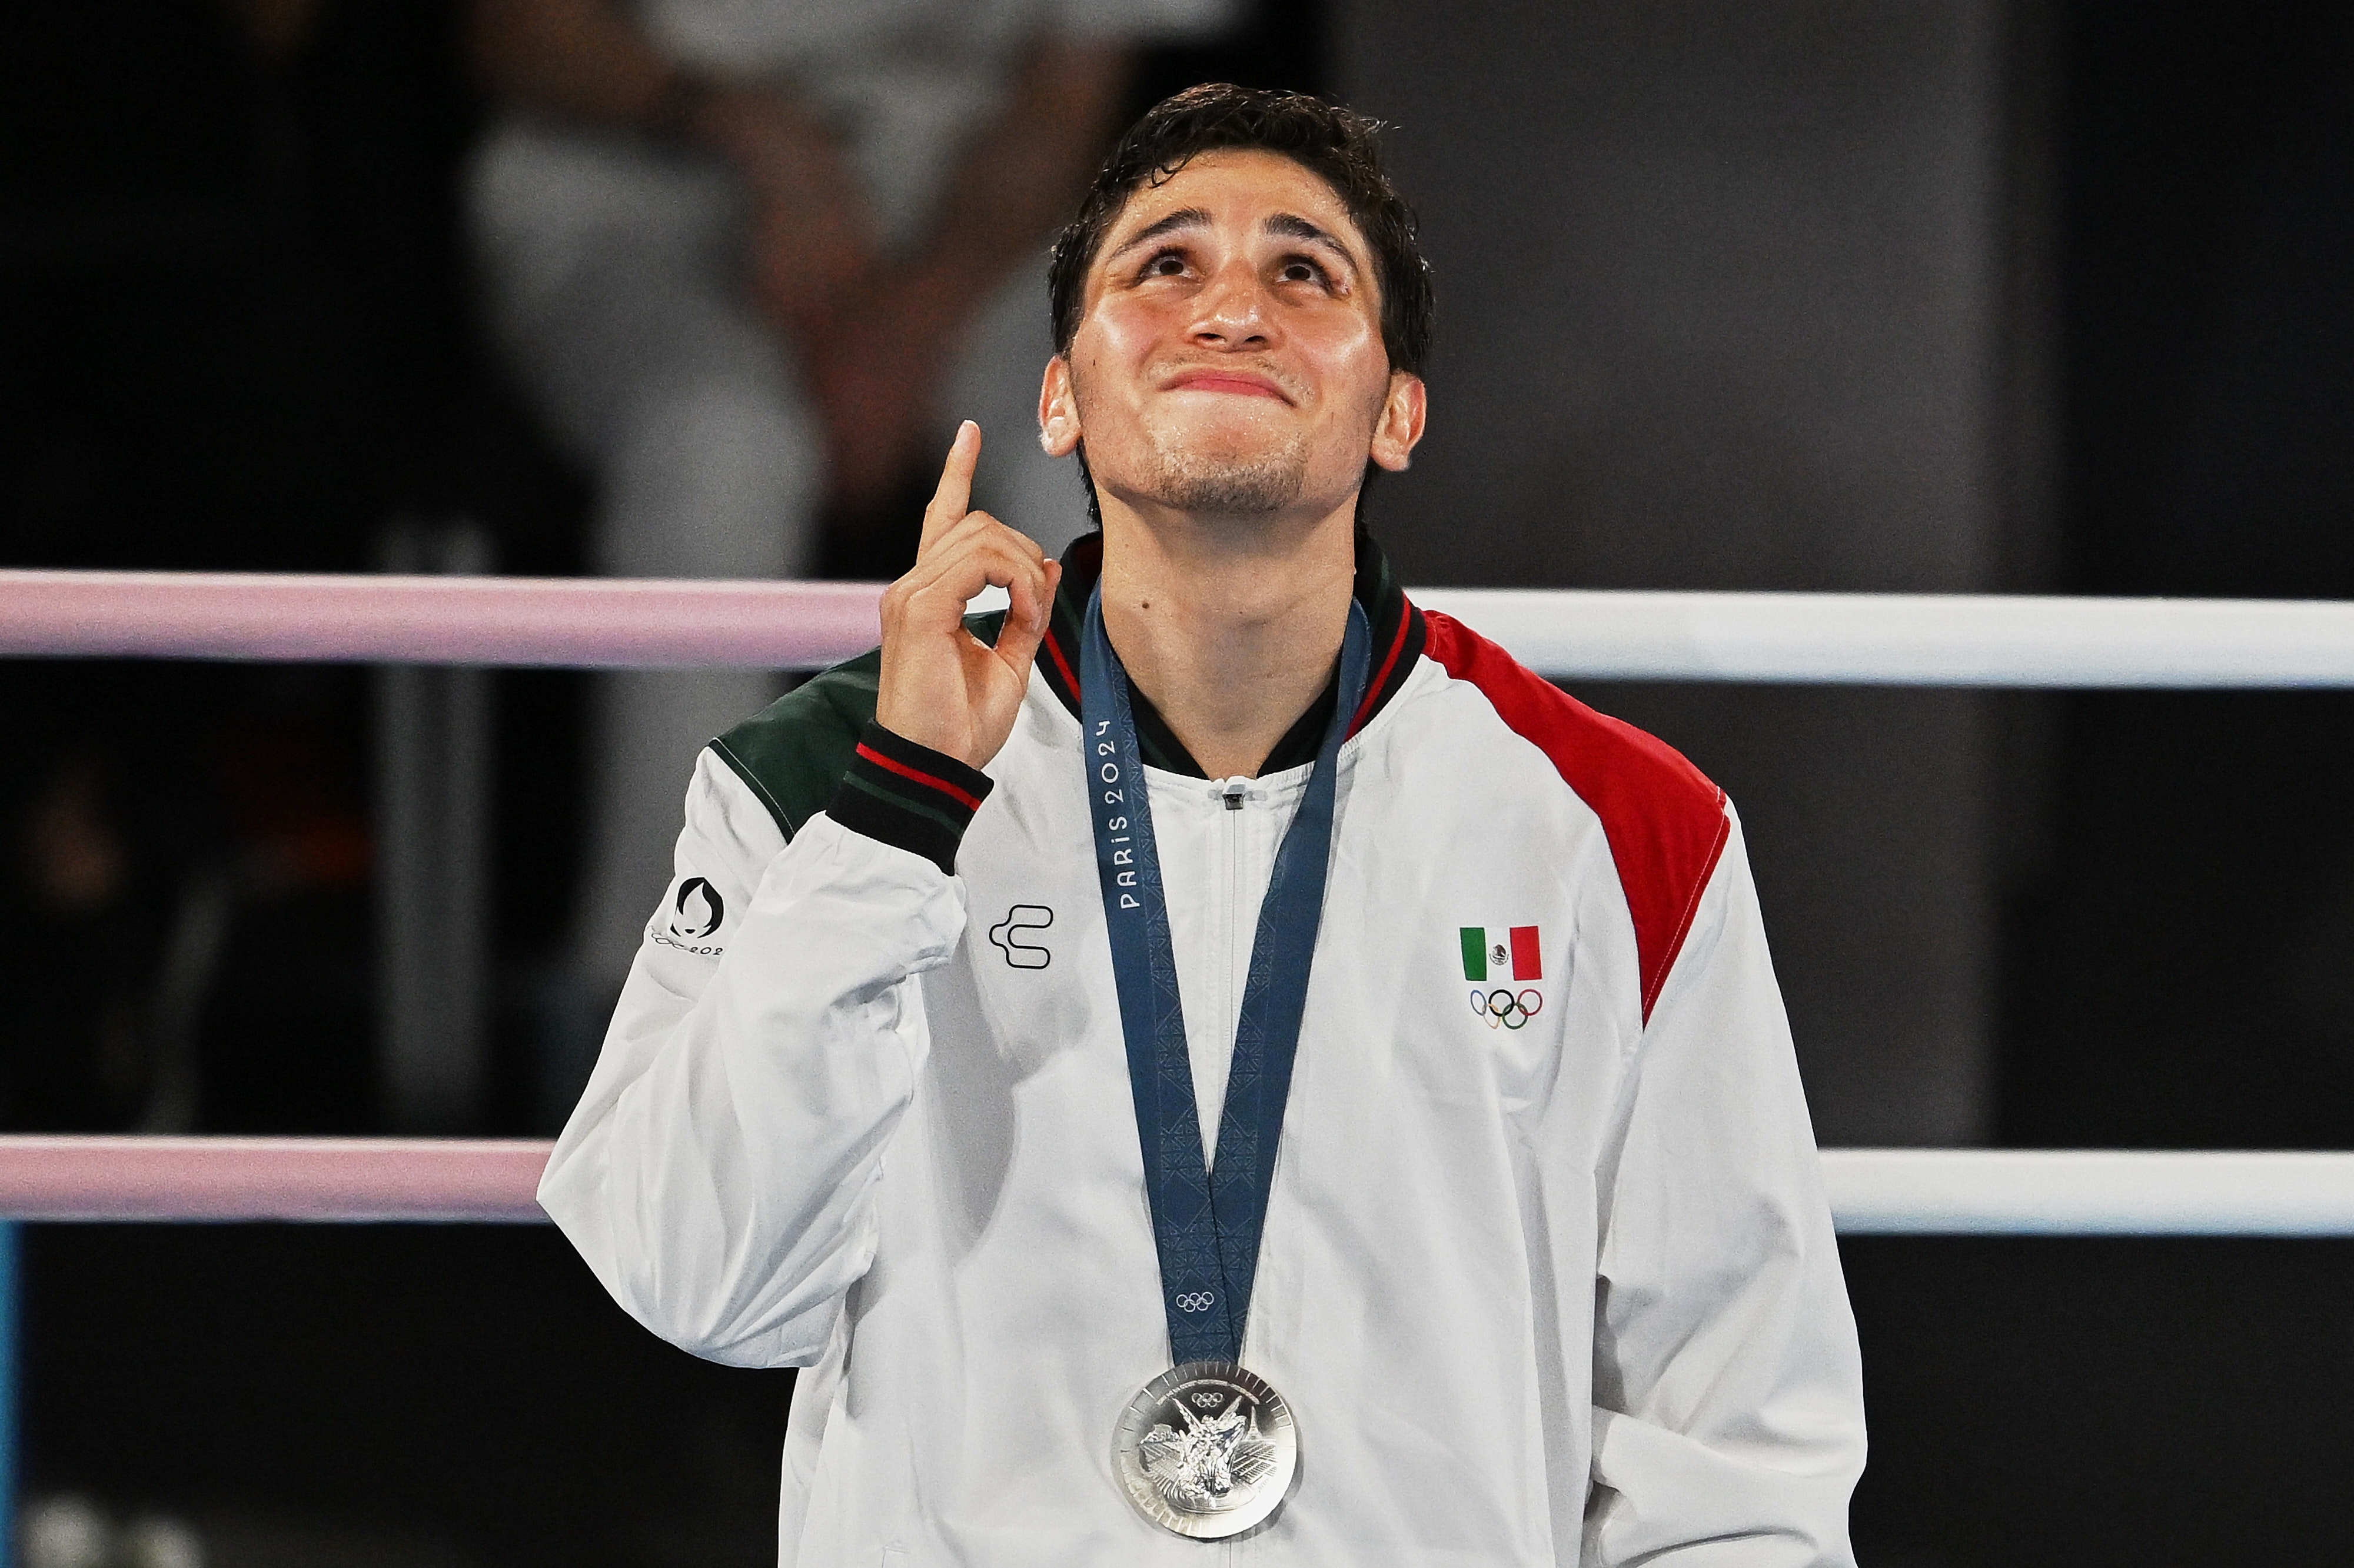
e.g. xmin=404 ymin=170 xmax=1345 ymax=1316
xmin=1277 ymin=257 xmax=1332 ymax=288
xmin=1141 ymin=248 xmax=1189 ymax=280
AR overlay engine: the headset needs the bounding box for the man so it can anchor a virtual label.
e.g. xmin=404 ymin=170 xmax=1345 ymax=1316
xmin=543 ymin=85 xmax=1866 ymax=1564
xmin=467 ymin=0 xmax=1228 ymax=1018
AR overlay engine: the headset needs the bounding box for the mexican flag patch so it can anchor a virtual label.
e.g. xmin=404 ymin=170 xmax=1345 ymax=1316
xmin=1460 ymin=926 xmax=1542 ymax=983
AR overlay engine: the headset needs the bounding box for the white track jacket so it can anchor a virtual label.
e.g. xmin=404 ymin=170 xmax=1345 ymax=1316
xmin=541 ymin=536 xmax=1866 ymax=1566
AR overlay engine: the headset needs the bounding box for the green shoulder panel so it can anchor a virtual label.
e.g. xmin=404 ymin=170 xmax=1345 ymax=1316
xmin=707 ymin=610 xmax=1006 ymax=841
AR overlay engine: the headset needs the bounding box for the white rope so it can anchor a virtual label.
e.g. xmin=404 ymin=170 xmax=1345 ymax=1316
xmin=1412 ymin=588 xmax=2354 ymax=686
xmin=1823 ymin=1149 xmax=2354 ymax=1236
xmin=0 ymin=1140 xmax=2348 ymax=1233
xmin=8 ymin=570 xmax=2354 ymax=683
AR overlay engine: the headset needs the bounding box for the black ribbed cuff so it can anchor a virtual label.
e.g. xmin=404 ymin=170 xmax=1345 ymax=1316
xmin=828 ymin=722 xmax=994 ymax=875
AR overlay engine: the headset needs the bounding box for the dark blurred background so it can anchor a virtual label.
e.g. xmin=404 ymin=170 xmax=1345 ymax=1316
xmin=4 ymin=0 xmax=2353 ymax=1562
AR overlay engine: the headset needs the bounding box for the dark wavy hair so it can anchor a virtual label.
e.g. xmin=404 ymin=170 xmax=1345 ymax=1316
xmin=1046 ymin=84 xmax=1435 ymax=378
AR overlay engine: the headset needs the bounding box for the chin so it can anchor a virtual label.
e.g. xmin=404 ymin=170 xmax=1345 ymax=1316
xmin=1148 ymin=452 xmax=1309 ymax=517
xmin=1145 ymin=407 xmax=1295 ymax=471
xmin=1093 ymin=411 xmax=1322 ymax=516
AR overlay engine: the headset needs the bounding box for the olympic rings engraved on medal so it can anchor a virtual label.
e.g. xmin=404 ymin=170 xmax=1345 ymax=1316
xmin=1468 ymin=986 xmax=1545 ymax=1030
xmin=1173 ymin=1290 xmax=1217 ymax=1313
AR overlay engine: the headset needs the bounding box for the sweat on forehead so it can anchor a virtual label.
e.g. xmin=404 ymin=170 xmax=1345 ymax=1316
xmin=1046 ymin=84 xmax=1435 ymax=377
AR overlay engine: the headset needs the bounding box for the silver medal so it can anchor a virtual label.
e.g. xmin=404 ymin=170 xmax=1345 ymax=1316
xmin=1112 ymin=1361 xmax=1298 ymax=1538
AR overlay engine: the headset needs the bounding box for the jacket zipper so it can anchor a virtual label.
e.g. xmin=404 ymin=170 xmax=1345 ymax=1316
xmin=1216 ymin=779 xmax=1253 ymax=1568
xmin=1218 ymin=777 xmax=1250 ymax=1146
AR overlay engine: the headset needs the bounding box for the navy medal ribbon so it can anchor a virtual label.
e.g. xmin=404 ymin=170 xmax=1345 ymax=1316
xmin=1082 ymin=585 xmax=1370 ymax=1366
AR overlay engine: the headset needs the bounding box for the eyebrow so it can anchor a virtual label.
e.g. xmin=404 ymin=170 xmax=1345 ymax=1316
xmin=1107 ymin=208 xmax=1212 ymax=261
xmin=1104 ymin=208 xmax=1364 ymax=272
xmin=1264 ymin=212 xmax=1359 ymax=271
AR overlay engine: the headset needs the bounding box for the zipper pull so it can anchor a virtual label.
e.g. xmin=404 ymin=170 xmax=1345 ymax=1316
xmin=1218 ymin=777 xmax=1250 ymax=811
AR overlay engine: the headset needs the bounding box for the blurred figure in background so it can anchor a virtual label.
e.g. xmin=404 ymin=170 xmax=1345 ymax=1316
xmin=466 ymin=0 xmax=1233 ymax=1009
xmin=4 ymin=0 xmax=467 ymax=1137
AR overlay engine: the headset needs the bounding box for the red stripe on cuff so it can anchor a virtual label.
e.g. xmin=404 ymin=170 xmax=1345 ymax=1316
xmin=854 ymin=742 xmax=984 ymax=812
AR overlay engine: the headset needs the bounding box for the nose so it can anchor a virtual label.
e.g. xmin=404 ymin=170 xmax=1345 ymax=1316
xmin=1188 ymin=258 xmax=1277 ymax=351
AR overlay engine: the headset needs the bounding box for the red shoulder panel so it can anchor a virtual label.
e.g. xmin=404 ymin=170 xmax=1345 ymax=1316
xmin=1421 ymin=608 xmax=1731 ymax=1023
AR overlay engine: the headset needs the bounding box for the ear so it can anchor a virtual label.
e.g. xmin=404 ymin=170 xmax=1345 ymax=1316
xmin=1039 ymin=355 xmax=1083 ymax=458
xmin=1368 ymin=371 xmax=1426 ymax=472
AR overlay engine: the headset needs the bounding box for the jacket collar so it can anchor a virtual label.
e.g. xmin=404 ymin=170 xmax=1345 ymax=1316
xmin=1035 ymin=528 xmax=1426 ymax=778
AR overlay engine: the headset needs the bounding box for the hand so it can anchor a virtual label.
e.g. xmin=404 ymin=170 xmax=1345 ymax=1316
xmin=875 ymin=423 xmax=1062 ymax=770
xmin=804 ymin=272 xmax=962 ymax=511
xmin=690 ymin=85 xmax=874 ymax=329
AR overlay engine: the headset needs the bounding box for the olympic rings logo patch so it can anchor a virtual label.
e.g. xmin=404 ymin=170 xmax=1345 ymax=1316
xmin=1469 ymin=987 xmax=1545 ymax=1030
xmin=1173 ymin=1291 xmax=1217 ymax=1313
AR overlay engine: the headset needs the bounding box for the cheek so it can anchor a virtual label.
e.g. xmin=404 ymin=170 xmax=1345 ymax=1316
xmin=1298 ymin=318 xmax=1392 ymax=417
xmin=1080 ymin=298 xmax=1179 ymax=374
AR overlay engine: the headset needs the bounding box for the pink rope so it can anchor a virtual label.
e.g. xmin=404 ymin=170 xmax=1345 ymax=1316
xmin=0 ymin=1137 xmax=552 ymax=1221
xmin=0 ymin=571 xmax=885 ymax=668
xmin=4 ymin=1138 xmax=2349 ymax=1233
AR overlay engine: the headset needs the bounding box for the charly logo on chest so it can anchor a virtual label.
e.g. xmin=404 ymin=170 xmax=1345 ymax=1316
xmin=988 ymin=904 xmax=1056 ymax=969
xmin=1459 ymin=924 xmax=1546 ymax=1029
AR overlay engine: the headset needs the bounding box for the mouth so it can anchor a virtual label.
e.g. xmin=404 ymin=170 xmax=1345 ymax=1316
xmin=1162 ymin=368 xmax=1293 ymax=403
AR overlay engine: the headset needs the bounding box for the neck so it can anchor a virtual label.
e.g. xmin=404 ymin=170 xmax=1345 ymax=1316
xmin=1096 ymin=497 xmax=1358 ymax=780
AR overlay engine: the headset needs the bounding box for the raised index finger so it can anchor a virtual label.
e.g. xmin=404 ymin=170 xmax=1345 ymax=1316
xmin=919 ymin=421 xmax=981 ymax=550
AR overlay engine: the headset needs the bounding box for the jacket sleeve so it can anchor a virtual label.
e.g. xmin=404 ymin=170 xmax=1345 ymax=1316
xmin=537 ymin=748 xmax=967 ymax=1369
xmin=1581 ymin=811 xmax=1866 ymax=1566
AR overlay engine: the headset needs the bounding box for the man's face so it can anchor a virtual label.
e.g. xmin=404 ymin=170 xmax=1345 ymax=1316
xmin=1042 ymin=148 xmax=1424 ymax=521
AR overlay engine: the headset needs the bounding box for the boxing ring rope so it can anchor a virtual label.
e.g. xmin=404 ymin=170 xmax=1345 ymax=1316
xmin=0 ymin=1140 xmax=2349 ymax=1235
xmin=0 ymin=1139 xmax=552 ymax=1224
xmin=15 ymin=569 xmax=2354 ymax=685
xmin=0 ymin=571 xmax=887 ymax=671
xmin=6 ymin=567 xmax=2354 ymax=1239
